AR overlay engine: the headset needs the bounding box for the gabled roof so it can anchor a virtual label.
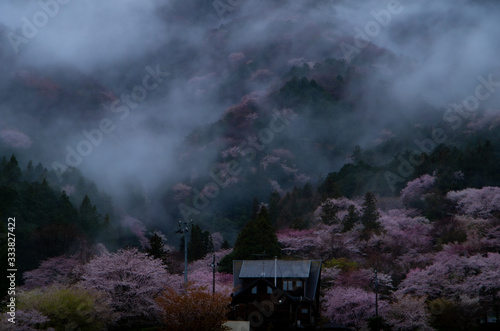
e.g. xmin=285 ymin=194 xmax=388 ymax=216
xmin=233 ymin=260 xmax=322 ymax=301
xmin=239 ymin=260 xmax=311 ymax=278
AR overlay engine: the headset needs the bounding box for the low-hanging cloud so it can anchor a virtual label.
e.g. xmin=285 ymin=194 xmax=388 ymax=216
xmin=1 ymin=0 xmax=500 ymax=232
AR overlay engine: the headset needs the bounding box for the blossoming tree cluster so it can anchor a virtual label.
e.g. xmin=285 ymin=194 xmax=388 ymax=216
xmin=278 ymin=180 xmax=500 ymax=330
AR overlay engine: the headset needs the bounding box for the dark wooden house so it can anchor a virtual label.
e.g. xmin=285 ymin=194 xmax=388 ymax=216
xmin=230 ymin=259 xmax=322 ymax=331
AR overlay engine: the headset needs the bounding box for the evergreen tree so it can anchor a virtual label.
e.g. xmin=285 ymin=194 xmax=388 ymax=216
xmin=321 ymin=199 xmax=339 ymax=225
xmin=360 ymin=192 xmax=381 ymax=239
xmin=268 ymin=191 xmax=281 ymax=226
xmin=145 ymin=231 xmax=170 ymax=267
xmin=188 ymin=224 xmax=204 ymax=261
xmin=251 ymin=197 xmax=259 ymax=221
xmin=1 ymin=154 xmax=22 ymax=185
xmin=181 ymin=224 xmax=214 ymax=262
xmin=24 ymin=160 xmax=34 ymax=181
xmin=56 ymin=191 xmax=78 ymax=224
xmin=342 ymin=204 xmax=359 ymax=232
xmin=221 ymin=240 xmax=230 ymax=249
xmin=318 ymin=173 xmax=341 ymax=199
xmin=219 ymin=206 xmax=281 ymax=273
xmin=78 ymin=195 xmax=101 ymax=238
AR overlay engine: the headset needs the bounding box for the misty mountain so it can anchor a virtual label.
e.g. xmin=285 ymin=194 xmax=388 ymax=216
xmin=2 ymin=0 xmax=500 ymax=243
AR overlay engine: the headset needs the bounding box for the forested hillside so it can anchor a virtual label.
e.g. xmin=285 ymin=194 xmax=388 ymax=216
xmin=1 ymin=0 xmax=500 ymax=330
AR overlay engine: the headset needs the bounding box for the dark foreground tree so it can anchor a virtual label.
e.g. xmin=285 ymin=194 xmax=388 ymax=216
xmin=156 ymin=284 xmax=231 ymax=331
xmin=145 ymin=231 xmax=170 ymax=267
xmin=219 ymin=206 xmax=281 ymax=273
xmin=360 ymin=192 xmax=381 ymax=239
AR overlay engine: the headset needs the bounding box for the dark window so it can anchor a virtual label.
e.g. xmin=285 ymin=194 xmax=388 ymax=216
xmin=283 ymin=280 xmax=293 ymax=291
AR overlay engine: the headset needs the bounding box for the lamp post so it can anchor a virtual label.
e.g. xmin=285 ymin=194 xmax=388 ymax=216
xmin=176 ymin=219 xmax=192 ymax=284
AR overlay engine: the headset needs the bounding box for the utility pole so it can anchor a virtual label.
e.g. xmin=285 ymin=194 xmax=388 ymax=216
xmin=176 ymin=219 xmax=192 ymax=285
xmin=210 ymin=254 xmax=217 ymax=293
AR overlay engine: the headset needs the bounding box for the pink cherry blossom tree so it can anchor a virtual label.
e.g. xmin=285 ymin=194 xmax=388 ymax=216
xmin=398 ymin=251 xmax=500 ymax=302
xmin=400 ymin=174 xmax=436 ymax=208
xmin=187 ymin=249 xmax=234 ymax=294
xmin=385 ymin=293 xmax=431 ymax=330
xmin=446 ymin=186 xmax=500 ymax=218
xmin=376 ymin=209 xmax=433 ymax=257
xmin=79 ymin=248 xmax=178 ymax=329
xmin=0 ymin=310 xmax=52 ymax=331
xmin=322 ymin=286 xmax=388 ymax=331
xmin=23 ymin=255 xmax=82 ymax=289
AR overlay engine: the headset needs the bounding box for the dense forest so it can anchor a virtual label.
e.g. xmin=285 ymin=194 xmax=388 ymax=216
xmin=1 ymin=0 xmax=500 ymax=330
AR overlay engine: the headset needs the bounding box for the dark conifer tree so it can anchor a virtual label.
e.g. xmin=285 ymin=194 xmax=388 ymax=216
xmin=360 ymin=192 xmax=381 ymax=239
xmin=342 ymin=204 xmax=359 ymax=232
xmin=146 ymin=231 xmax=170 ymax=267
xmin=219 ymin=206 xmax=281 ymax=273
xmin=321 ymin=199 xmax=339 ymax=225
xmin=79 ymin=195 xmax=101 ymax=238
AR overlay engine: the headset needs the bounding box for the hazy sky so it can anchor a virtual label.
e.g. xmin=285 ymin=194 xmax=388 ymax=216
xmin=1 ymin=0 xmax=499 ymax=209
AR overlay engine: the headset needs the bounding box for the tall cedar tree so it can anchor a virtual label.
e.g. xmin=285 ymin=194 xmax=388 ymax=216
xmin=321 ymin=199 xmax=339 ymax=225
xmin=219 ymin=206 xmax=281 ymax=273
xmin=360 ymin=192 xmax=381 ymax=239
xmin=342 ymin=204 xmax=360 ymax=232
xmin=1 ymin=154 xmax=22 ymax=185
xmin=251 ymin=197 xmax=259 ymax=220
xmin=145 ymin=231 xmax=170 ymax=267
xmin=179 ymin=224 xmax=214 ymax=262
xmin=79 ymin=195 xmax=101 ymax=238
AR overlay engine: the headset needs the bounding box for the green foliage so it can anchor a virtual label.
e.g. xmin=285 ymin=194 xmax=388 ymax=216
xmin=0 ymin=155 xmax=22 ymax=185
xmin=219 ymin=206 xmax=281 ymax=273
xmin=321 ymin=199 xmax=339 ymax=225
xmin=180 ymin=224 xmax=214 ymax=262
xmin=360 ymin=192 xmax=381 ymax=239
xmin=342 ymin=204 xmax=360 ymax=232
xmin=251 ymin=197 xmax=260 ymax=221
xmin=145 ymin=231 xmax=170 ymax=267
xmin=18 ymin=285 xmax=114 ymax=331
xmin=189 ymin=224 xmax=214 ymax=261
xmin=274 ymin=185 xmax=320 ymax=228
xmin=276 ymin=76 xmax=337 ymax=117
xmin=221 ymin=239 xmax=230 ymax=249
xmin=319 ymin=161 xmax=385 ymax=198
xmin=79 ymin=195 xmax=101 ymax=238
xmin=268 ymin=191 xmax=281 ymax=226
xmin=428 ymin=298 xmax=481 ymax=331
xmin=0 ymin=155 xmax=116 ymax=298
xmin=324 ymin=257 xmax=358 ymax=272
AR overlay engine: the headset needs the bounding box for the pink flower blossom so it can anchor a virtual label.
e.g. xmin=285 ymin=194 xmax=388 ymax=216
xmin=0 ymin=129 xmax=32 ymax=148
